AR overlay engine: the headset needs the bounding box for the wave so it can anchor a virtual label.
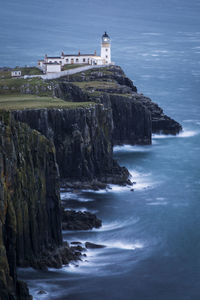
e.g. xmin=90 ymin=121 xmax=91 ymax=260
xmin=146 ymin=201 xmax=168 ymax=206
xmin=129 ymin=170 xmax=157 ymax=191
xmin=106 ymin=241 xmax=143 ymax=250
xmin=153 ymin=129 xmax=199 ymax=139
xmin=64 ymin=207 xmax=98 ymax=214
xmin=87 ymin=169 xmax=156 ymax=193
xmin=60 ymin=192 xmax=93 ymax=202
xmin=114 ymin=144 xmax=152 ymax=153
xmin=98 ymin=217 xmax=139 ymax=232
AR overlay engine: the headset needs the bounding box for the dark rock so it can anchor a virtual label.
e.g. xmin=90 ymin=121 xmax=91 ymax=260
xmin=71 ymin=241 xmax=82 ymax=245
xmin=85 ymin=242 xmax=106 ymax=249
xmin=13 ymin=104 xmax=130 ymax=186
xmin=71 ymin=245 xmax=85 ymax=252
xmin=130 ymin=188 xmax=134 ymax=192
xmin=51 ymin=65 xmax=181 ymax=140
xmin=62 ymin=210 xmax=102 ymax=230
xmin=0 ymin=112 xmax=61 ymax=299
xmin=16 ymin=280 xmax=32 ymax=299
xmin=134 ymin=94 xmax=182 ymax=135
xmin=37 ymin=290 xmax=47 ymax=295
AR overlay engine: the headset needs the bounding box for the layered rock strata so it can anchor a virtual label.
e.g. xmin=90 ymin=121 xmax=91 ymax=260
xmin=52 ymin=65 xmax=182 ymax=141
xmin=13 ymin=105 xmax=130 ymax=185
xmin=0 ymin=112 xmax=62 ymax=299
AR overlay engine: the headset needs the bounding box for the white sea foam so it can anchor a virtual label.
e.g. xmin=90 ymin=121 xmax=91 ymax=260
xmin=64 ymin=207 xmax=98 ymax=214
xmin=62 ymin=219 xmax=137 ymax=234
xmin=114 ymin=144 xmax=152 ymax=153
xmin=60 ymin=192 xmax=93 ymax=202
xmin=147 ymin=201 xmax=168 ymax=206
xmin=129 ymin=170 xmax=156 ymax=191
xmin=93 ymin=217 xmax=139 ymax=232
xmin=106 ymin=241 xmax=143 ymax=250
xmin=146 ymin=197 xmax=168 ymax=206
xmin=153 ymin=129 xmax=198 ymax=139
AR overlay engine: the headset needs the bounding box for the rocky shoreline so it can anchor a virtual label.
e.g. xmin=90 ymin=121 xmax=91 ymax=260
xmin=0 ymin=65 xmax=182 ymax=299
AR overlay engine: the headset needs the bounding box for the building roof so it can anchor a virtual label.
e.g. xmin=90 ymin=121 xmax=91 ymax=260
xmin=64 ymin=54 xmax=95 ymax=57
xmin=47 ymin=56 xmax=62 ymax=59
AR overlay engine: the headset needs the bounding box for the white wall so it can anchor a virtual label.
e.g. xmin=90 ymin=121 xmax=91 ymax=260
xmin=11 ymin=71 xmax=21 ymax=77
xmin=101 ymin=44 xmax=111 ymax=64
xmin=46 ymin=64 xmax=61 ymax=73
xmin=64 ymin=56 xmax=91 ymax=64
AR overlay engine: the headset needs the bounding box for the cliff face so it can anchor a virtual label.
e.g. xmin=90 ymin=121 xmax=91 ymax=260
xmin=13 ymin=105 xmax=130 ymax=185
xmin=0 ymin=112 xmax=61 ymax=299
xmin=2 ymin=65 xmax=182 ymax=142
xmin=133 ymin=94 xmax=182 ymax=134
xmin=51 ymin=65 xmax=181 ymax=142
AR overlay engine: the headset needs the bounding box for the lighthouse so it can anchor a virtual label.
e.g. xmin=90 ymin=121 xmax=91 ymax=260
xmin=101 ymin=32 xmax=111 ymax=64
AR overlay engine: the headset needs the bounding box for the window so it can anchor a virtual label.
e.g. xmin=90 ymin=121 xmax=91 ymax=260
xmin=106 ymin=49 xmax=108 ymax=52
xmin=83 ymin=58 xmax=86 ymax=62
xmin=76 ymin=58 xmax=79 ymax=62
xmin=60 ymin=61 xmax=62 ymax=64
xmin=106 ymin=55 xmax=108 ymax=58
xmin=66 ymin=59 xmax=69 ymax=62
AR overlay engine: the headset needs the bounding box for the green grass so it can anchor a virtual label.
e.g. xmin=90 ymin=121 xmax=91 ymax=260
xmin=0 ymin=67 xmax=43 ymax=79
xmin=62 ymin=64 xmax=89 ymax=71
xmin=0 ymin=77 xmax=53 ymax=96
xmin=0 ymin=95 xmax=95 ymax=110
xmin=72 ymin=81 xmax=118 ymax=90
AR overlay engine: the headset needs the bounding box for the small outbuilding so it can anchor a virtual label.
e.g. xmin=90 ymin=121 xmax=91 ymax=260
xmin=44 ymin=62 xmax=61 ymax=73
xmin=11 ymin=70 xmax=21 ymax=77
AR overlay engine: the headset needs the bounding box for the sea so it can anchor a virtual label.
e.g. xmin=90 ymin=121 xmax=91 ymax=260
xmin=1 ymin=0 xmax=200 ymax=299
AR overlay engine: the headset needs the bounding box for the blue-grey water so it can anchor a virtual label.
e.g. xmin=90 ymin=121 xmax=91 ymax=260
xmin=1 ymin=0 xmax=200 ymax=299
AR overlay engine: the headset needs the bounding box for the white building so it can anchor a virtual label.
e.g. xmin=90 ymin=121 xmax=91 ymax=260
xmin=11 ymin=70 xmax=21 ymax=77
xmin=44 ymin=62 xmax=61 ymax=73
xmin=38 ymin=32 xmax=112 ymax=73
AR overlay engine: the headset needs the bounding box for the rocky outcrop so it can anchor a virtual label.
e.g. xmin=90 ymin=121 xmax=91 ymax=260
xmin=62 ymin=210 xmax=102 ymax=231
xmin=0 ymin=111 xmax=61 ymax=299
xmin=133 ymin=93 xmax=182 ymax=134
xmin=13 ymin=105 xmax=130 ymax=185
xmin=50 ymin=65 xmax=181 ymax=141
xmin=60 ymin=65 xmax=137 ymax=92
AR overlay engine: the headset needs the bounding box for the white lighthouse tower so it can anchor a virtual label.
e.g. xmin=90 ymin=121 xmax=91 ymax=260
xmin=101 ymin=32 xmax=111 ymax=65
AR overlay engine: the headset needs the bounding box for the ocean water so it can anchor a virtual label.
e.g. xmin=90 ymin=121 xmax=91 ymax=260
xmin=2 ymin=0 xmax=200 ymax=299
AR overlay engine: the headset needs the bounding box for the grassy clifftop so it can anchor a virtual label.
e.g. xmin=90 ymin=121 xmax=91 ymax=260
xmin=0 ymin=95 xmax=94 ymax=110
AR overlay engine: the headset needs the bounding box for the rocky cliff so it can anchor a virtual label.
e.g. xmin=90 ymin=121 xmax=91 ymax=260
xmin=51 ymin=65 xmax=182 ymax=141
xmin=1 ymin=65 xmax=182 ymax=142
xmin=0 ymin=64 xmax=182 ymax=298
xmin=13 ymin=104 xmax=130 ymax=186
xmin=0 ymin=111 xmax=61 ymax=299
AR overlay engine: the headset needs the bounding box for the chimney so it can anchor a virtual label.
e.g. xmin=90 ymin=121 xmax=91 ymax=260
xmin=78 ymin=50 xmax=80 ymax=56
xmin=94 ymin=50 xmax=97 ymax=56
